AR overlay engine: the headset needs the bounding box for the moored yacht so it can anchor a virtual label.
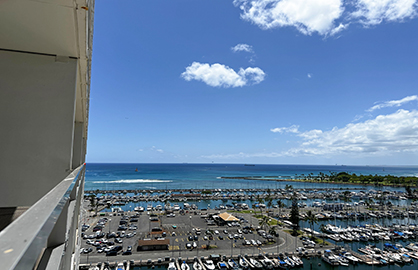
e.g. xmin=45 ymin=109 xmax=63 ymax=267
xmin=204 ymin=260 xmax=215 ymax=270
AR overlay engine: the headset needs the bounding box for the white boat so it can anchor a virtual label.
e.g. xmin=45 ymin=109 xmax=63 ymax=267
xmin=249 ymin=258 xmax=263 ymax=269
xmin=116 ymin=262 xmax=125 ymax=270
xmin=260 ymin=258 xmax=274 ymax=269
xmin=284 ymin=257 xmax=294 ymax=268
xmin=336 ymin=255 xmax=349 ymax=266
xmin=193 ymin=261 xmax=202 ymax=270
xmin=134 ymin=206 xmax=144 ymax=212
xmin=168 ymin=262 xmax=177 ymax=270
xmin=239 ymin=257 xmax=249 ymax=269
xmin=204 ymin=260 xmax=216 ymax=270
xmin=228 ymin=259 xmax=240 ymax=269
xmin=342 ymin=252 xmax=360 ymax=264
xmin=292 ymin=255 xmax=303 ymax=266
xmin=181 ymin=262 xmax=190 ymax=270
xmin=322 ymin=250 xmax=340 ymax=266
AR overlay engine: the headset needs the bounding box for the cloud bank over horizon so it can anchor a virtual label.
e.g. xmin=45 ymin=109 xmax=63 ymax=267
xmin=233 ymin=0 xmax=418 ymax=36
xmin=203 ymin=96 xmax=418 ymax=160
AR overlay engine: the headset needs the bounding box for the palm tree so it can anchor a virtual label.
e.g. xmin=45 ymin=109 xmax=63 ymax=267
xmin=256 ymin=194 xmax=264 ymax=214
xmin=277 ymin=199 xmax=285 ymax=220
xmin=304 ymin=210 xmax=318 ymax=239
xmin=259 ymin=215 xmax=270 ymax=231
xmin=269 ymin=225 xmax=279 ymax=238
xmin=266 ymin=196 xmax=273 ymax=216
xmin=319 ymin=224 xmax=326 ymax=245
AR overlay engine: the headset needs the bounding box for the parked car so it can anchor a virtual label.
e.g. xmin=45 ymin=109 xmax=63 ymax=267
xmin=122 ymin=246 xmax=132 ymax=255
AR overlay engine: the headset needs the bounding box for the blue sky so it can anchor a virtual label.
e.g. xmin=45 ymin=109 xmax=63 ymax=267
xmin=87 ymin=0 xmax=418 ymax=165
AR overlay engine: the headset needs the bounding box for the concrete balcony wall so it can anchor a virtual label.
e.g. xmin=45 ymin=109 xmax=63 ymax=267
xmin=0 ymin=50 xmax=78 ymax=207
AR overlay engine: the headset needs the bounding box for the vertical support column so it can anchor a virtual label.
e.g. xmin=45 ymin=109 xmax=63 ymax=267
xmin=72 ymin=122 xmax=84 ymax=169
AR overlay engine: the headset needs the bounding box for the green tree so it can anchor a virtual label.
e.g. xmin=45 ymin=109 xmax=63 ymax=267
xmin=256 ymin=194 xmax=264 ymax=214
xmin=269 ymin=225 xmax=279 ymax=237
xmin=319 ymin=224 xmax=326 ymax=245
xmin=290 ymin=192 xmax=299 ymax=236
xmin=304 ymin=210 xmax=318 ymax=239
xmin=259 ymin=215 xmax=270 ymax=231
xmin=266 ymin=196 xmax=273 ymax=215
xmin=277 ymin=199 xmax=285 ymax=219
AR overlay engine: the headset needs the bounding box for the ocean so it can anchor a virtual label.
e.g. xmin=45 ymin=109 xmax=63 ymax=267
xmin=85 ymin=163 xmax=418 ymax=191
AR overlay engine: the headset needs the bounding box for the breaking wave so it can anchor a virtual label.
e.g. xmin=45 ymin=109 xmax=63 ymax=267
xmin=92 ymin=179 xmax=172 ymax=184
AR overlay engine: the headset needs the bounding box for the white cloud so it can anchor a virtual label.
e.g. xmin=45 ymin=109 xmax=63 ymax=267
xmin=288 ymin=109 xmax=418 ymax=156
xmin=307 ymin=73 xmax=312 ymax=78
xmin=181 ymin=62 xmax=265 ymax=88
xmin=329 ymin=22 xmax=349 ymax=35
xmin=205 ymin=109 xmax=418 ymax=160
xmin=233 ymin=0 xmax=345 ymax=36
xmin=151 ymin=146 xmax=164 ymax=153
xmin=367 ymin=95 xmax=418 ymax=112
xmin=351 ymin=0 xmax=418 ymax=25
xmin=270 ymin=125 xmax=300 ymax=133
xmin=233 ymin=0 xmax=418 ymax=36
xmin=232 ymin=43 xmax=254 ymax=53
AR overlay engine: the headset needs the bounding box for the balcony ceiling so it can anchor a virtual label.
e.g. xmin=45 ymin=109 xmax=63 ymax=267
xmin=0 ymin=0 xmax=88 ymax=58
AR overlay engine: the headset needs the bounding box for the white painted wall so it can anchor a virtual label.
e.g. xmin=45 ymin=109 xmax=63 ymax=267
xmin=0 ymin=50 xmax=78 ymax=207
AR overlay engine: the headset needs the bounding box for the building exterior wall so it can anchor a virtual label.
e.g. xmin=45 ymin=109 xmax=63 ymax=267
xmin=0 ymin=50 xmax=79 ymax=207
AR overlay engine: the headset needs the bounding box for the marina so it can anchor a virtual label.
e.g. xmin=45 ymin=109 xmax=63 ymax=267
xmin=80 ymin=164 xmax=418 ymax=269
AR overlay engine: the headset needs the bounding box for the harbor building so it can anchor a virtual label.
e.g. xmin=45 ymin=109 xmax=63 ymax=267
xmin=0 ymin=0 xmax=94 ymax=269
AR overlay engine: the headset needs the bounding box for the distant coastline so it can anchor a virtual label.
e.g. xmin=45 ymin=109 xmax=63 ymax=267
xmin=221 ymin=172 xmax=418 ymax=187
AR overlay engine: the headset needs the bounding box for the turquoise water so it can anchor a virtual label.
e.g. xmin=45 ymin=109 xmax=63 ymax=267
xmin=85 ymin=163 xmax=418 ymax=191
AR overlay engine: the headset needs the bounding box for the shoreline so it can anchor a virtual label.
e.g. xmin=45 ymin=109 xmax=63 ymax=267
xmin=220 ymin=176 xmax=413 ymax=188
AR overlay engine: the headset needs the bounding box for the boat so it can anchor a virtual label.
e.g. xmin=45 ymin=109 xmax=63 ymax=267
xmin=238 ymin=256 xmax=249 ymax=269
xmin=284 ymin=257 xmax=294 ymax=268
xmin=292 ymin=255 xmax=303 ymax=266
xmin=217 ymin=262 xmax=228 ymax=270
xmin=276 ymin=258 xmax=287 ymax=269
xmin=401 ymin=254 xmax=413 ymax=264
xmin=269 ymin=258 xmax=279 ymax=268
xmin=134 ymin=206 xmax=144 ymax=212
xmin=193 ymin=261 xmax=202 ymax=270
xmin=168 ymin=262 xmax=177 ymax=270
xmin=341 ymin=252 xmax=360 ymax=264
xmin=336 ymin=255 xmax=349 ymax=266
xmin=260 ymin=258 xmax=274 ymax=269
xmin=116 ymin=262 xmax=125 ymax=270
xmin=204 ymin=260 xmax=216 ymax=270
xmin=228 ymin=259 xmax=241 ymax=270
xmin=181 ymin=262 xmax=190 ymax=270
xmin=249 ymin=258 xmax=263 ymax=269
xmin=321 ymin=250 xmax=340 ymax=266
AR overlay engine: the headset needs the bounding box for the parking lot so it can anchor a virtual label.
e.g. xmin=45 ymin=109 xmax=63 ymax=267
xmin=79 ymin=205 xmax=291 ymax=264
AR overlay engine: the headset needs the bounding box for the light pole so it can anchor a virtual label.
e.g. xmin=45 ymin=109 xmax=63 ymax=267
xmin=190 ymin=216 xmax=192 ymax=230
xmin=108 ymin=219 xmax=112 ymax=234
xmin=231 ymin=239 xmax=233 ymax=257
